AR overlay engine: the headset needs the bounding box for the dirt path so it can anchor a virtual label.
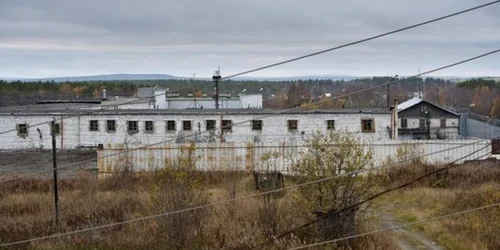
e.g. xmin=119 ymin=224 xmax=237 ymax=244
xmin=382 ymin=214 xmax=442 ymax=250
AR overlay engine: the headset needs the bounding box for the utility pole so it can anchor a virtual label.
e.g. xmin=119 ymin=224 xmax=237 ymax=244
xmin=387 ymin=75 xmax=399 ymax=109
xmin=392 ymin=99 xmax=398 ymax=140
xmin=51 ymin=118 xmax=60 ymax=226
xmin=212 ymin=67 xmax=221 ymax=110
xmin=436 ymin=88 xmax=440 ymax=106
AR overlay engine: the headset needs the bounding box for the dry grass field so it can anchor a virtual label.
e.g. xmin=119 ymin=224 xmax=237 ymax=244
xmin=0 ymin=159 xmax=498 ymax=249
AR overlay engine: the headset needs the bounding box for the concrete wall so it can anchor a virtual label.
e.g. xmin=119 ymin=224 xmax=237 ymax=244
xmin=165 ymin=98 xmax=242 ymax=109
xmin=0 ymin=112 xmax=392 ymax=150
xmin=158 ymin=94 xmax=263 ymax=109
xmin=97 ymin=140 xmax=495 ymax=173
xmin=240 ymin=94 xmax=263 ymax=109
xmin=463 ymin=117 xmax=500 ymax=139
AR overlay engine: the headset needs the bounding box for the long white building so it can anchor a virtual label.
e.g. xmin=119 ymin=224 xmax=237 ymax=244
xmin=0 ymin=109 xmax=393 ymax=150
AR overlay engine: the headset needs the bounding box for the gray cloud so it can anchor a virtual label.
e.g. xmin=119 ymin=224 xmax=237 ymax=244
xmin=0 ymin=0 xmax=499 ymax=78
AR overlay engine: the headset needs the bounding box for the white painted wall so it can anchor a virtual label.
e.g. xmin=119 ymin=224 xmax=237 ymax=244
xmin=97 ymin=140 xmax=495 ymax=173
xmin=154 ymin=89 xmax=167 ymax=108
xmin=240 ymin=94 xmax=263 ymax=109
xmin=159 ymin=94 xmax=263 ymax=109
xmin=0 ymin=112 xmax=392 ymax=150
xmin=164 ymin=98 xmax=242 ymax=109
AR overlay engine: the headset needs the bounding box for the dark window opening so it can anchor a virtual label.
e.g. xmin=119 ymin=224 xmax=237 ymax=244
xmin=17 ymin=123 xmax=28 ymax=137
xmin=252 ymin=120 xmax=263 ymax=131
xmin=401 ymin=118 xmax=408 ymax=128
xmin=440 ymin=119 xmax=446 ymax=128
xmin=327 ymin=120 xmax=335 ymax=130
xmin=89 ymin=120 xmax=99 ymax=131
xmin=222 ymin=120 xmax=232 ymax=132
xmin=361 ymin=119 xmax=375 ymax=132
xmin=419 ymin=119 xmax=425 ymax=129
xmin=145 ymin=121 xmax=154 ymax=133
xmin=206 ymin=120 xmax=216 ymax=130
xmin=288 ymin=120 xmax=298 ymax=131
xmin=53 ymin=123 xmax=60 ymax=135
xmin=106 ymin=120 xmax=116 ymax=133
xmin=492 ymin=139 xmax=500 ymax=154
xmin=183 ymin=120 xmax=192 ymax=131
xmin=166 ymin=120 xmax=176 ymax=132
xmin=127 ymin=121 xmax=139 ymax=134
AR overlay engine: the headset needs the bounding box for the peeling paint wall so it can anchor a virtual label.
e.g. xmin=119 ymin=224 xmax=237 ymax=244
xmin=0 ymin=112 xmax=392 ymax=150
xmin=97 ymin=140 xmax=495 ymax=174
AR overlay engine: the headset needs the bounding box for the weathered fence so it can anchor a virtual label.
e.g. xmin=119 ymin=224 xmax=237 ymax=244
xmin=97 ymin=139 xmax=496 ymax=174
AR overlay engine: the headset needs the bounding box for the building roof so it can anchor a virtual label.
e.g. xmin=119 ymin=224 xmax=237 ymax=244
xmin=397 ymin=97 xmax=459 ymax=116
xmin=397 ymin=97 xmax=423 ymax=111
xmin=0 ymin=102 xmax=102 ymax=112
xmin=0 ymin=108 xmax=391 ymax=116
xmin=137 ymin=87 xmax=155 ymax=98
xmin=101 ymin=98 xmax=150 ymax=106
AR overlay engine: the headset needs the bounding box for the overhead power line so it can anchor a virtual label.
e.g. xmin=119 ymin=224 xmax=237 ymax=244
xmin=288 ymin=201 xmax=500 ymax=250
xmin=0 ymin=83 xmax=204 ymax=136
xmin=248 ymin=147 xmax=491 ymax=249
xmin=1 ymin=0 xmax=498 ymax=136
xmin=222 ymin=0 xmax=500 ymax=79
xmin=1 ymin=47 xmax=498 ymax=183
xmin=0 ymin=143 xmax=490 ymax=247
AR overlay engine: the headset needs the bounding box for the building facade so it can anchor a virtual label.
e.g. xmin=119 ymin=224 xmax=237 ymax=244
xmin=398 ymin=97 xmax=460 ymax=140
xmin=155 ymin=90 xmax=263 ymax=109
xmin=0 ymin=109 xmax=392 ymax=150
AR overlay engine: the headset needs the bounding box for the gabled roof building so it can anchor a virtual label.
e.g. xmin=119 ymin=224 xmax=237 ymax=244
xmin=397 ymin=97 xmax=460 ymax=140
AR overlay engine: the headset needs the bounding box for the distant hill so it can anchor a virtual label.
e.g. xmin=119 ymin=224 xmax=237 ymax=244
xmin=3 ymin=73 xmax=492 ymax=83
xmin=3 ymin=74 xmax=181 ymax=82
xmin=232 ymin=74 xmax=359 ymax=81
xmin=2 ymin=74 xmax=360 ymax=82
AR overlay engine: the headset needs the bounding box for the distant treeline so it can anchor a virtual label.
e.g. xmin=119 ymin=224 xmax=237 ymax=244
xmin=1 ymin=78 xmax=498 ymax=117
xmin=456 ymin=78 xmax=500 ymax=89
xmin=0 ymin=77 xmax=447 ymax=105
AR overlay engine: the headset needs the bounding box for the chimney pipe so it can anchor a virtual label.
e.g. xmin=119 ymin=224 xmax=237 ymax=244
xmin=393 ymin=99 xmax=398 ymax=140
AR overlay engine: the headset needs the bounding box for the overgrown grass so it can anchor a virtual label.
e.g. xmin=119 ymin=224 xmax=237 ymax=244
xmin=378 ymin=160 xmax=500 ymax=250
xmin=1 ymin=160 xmax=499 ymax=249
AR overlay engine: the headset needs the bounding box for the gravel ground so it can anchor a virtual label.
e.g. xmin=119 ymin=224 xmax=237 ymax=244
xmin=0 ymin=150 xmax=97 ymax=180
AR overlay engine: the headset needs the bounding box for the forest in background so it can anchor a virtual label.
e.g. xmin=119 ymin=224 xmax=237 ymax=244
xmin=0 ymin=77 xmax=499 ymax=118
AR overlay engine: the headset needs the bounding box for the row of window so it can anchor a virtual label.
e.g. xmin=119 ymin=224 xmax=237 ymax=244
xmin=16 ymin=123 xmax=60 ymax=137
xmin=89 ymin=119 xmax=374 ymax=134
xmin=400 ymin=118 xmax=447 ymax=129
xmin=15 ymin=118 xmax=376 ymax=137
xmin=88 ymin=120 xmax=229 ymax=134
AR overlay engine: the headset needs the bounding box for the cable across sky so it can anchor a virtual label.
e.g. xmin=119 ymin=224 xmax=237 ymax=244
xmin=0 ymin=1 xmax=498 ymax=136
xmin=0 ymin=142 xmax=491 ymax=247
xmin=0 ymin=48 xmax=498 ymax=183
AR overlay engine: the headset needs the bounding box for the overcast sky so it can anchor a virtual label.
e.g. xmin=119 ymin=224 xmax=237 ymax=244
xmin=1 ymin=0 xmax=499 ymax=78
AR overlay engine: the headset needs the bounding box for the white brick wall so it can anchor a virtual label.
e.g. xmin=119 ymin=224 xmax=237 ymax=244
xmin=0 ymin=111 xmax=392 ymax=150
